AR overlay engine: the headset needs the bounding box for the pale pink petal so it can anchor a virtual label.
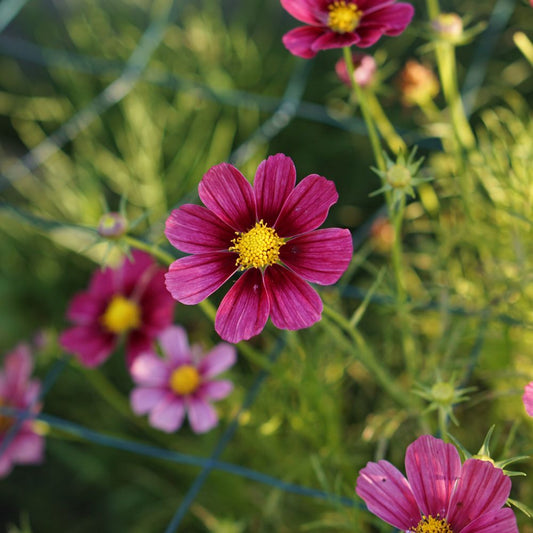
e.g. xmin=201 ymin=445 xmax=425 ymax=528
xmin=254 ymin=154 xmax=296 ymax=227
xmin=187 ymin=397 xmax=218 ymax=433
xmin=158 ymin=326 xmax=191 ymax=365
xmin=280 ymin=0 xmax=326 ymax=25
xmin=405 ymin=434 xmax=462 ymax=518
xmin=274 ymin=174 xmax=338 ymax=237
xmin=460 ymin=508 xmax=518 ymax=533
xmin=11 ymin=431 xmax=44 ymax=464
xmin=4 ymin=345 xmax=33 ymax=395
xmin=149 ymin=395 xmax=186 ymax=433
xmin=523 ymin=381 xmax=533 ymax=417
xmin=264 ymin=265 xmax=322 ymax=330
xmin=165 ymin=204 xmax=235 ymax=254
xmin=65 ymin=293 xmax=103 ymax=324
xmin=200 ymin=380 xmax=234 ymax=400
xmin=0 ymin=452 xmax=13 ymax=478
xmin=129 ymin=353 xmax=168 ymax=386
xmin=59 ymin=326 xmax=115 ymax=367
xmin=311 ymin=30 xmax=360 ymax=51
xmin=130 ymin=387 xmax=167 ymax=415
xmin=282 ymin=26 xmax=326 ymax=59
xmin=356 ymin=460 xmax=420 ymax=530
xmin=198 ymin=163 xmax=256 ymax=231
xmin=280 ymin=228 xmax=353 ymax=285
xmin=447 ymin=459 xmax=512 ymax=531
xmin=198 ymin=344 xmax=237 ymax=378
xmin=215 ymin=269 xmax=270 ymax=343
xmin=165 ymin=253 xmax=237 ymax=305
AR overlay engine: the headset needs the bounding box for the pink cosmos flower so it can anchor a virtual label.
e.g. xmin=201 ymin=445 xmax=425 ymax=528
xmin=60 ymin=250 xmax=175 ymax=368
xmin=335 ymin=52 xmax=377 ymax=87
xmin=164 ymin=153 xmax=353 ymax=343
xmin=281 ymin=0 xmax=415 ymax=59
xmin=0 ymin=344 xmax=44 ymax=477
xmin=356 ymin=434 xmax=518 ymax=532
xmin=523 ymin=381 xmax=533 ymax=417
xmin=129 ymin=326 xmax=236 ymax=433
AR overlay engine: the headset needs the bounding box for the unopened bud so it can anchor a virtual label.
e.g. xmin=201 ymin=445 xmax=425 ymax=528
xmin=432 ymin=13 xmax=464 ymax=42
xmin=97 ymin=212 xmax=128 ymax=239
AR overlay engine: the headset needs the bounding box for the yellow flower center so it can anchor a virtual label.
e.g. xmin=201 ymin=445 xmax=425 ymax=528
xmin=0 ymin=398 xmax=14 ymax=433
xmin=229 ymin=220 xmax=285 ymax=270
xmin=169 ymin=365 xmax=201 ymax=396
xmin=327 ymin=1 xmax=362 ymax=34
xmin=100 ymin=295 xmax=141 ymax=334
xmin=411 ymin=515 xmax=454 ymax=533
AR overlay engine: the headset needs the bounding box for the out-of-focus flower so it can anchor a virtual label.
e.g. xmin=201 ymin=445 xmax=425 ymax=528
xmin=130 ymin=326 xmax=236 ymax=434
xmin=370 ymin=217 xmax=395 ymax=253
xmin=165 ymin=154 xmax=353 ymax=344
xmin=97 ymin=212 xmax=128 ymax=239
xmin=335 ymin=53 xmax=377 ymax=88
xmin=0 ymin=344 xmax=44 ymax=477
xmin=60 ymin=251 xmax=175 ymax=367
xmin=356 ymin=434 xmax=518 ymax=532
xmin=523 ymin=381 xmax=533 ymax=416
xmin=398 ymin=60 xmax=440 ymax=107
xmin=431 ymin=12 xmax=464 ymax=43
xmin=280 ymin=0 xmax=415 ymax=59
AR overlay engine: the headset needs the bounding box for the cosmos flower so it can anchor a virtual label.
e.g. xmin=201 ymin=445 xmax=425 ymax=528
xmin=335 ymin=52 xmax=377 ymax=87
xmin=0 ymin=344 xmax=44 ymax=477
xmin=129 ymin=326 xmax=236 ymax=434
xmin=60 ymin=250 xmax=175 ymax=367
xmin=523 ymin=382 xmax=533 ymax=417
xmin=356 ymin=434 xmax=518 ymax=532
xmin=165 ymin=153 xmax=353 ymax=343
xmin=281 ymin=0 xmax=415 ymax=59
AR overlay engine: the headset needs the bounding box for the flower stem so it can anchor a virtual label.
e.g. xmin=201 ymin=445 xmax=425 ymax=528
xmin=124 ymin=236 xmax=175 ymax=265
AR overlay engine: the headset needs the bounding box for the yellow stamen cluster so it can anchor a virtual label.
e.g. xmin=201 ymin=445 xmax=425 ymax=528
xmin=100 ymin=295 xmax=141 ymax=334
xmin=327 ymin=1 xmax=362 ymax=34
xmin=411 ymin=515 xmax=454 ymax=533
xmin=229 ymin=220 xmax=285 ymax=270
xmin=0 ymin=398 xmax=13 ymax=433
xmin=169 ymin=365 xmax=201 ymax=396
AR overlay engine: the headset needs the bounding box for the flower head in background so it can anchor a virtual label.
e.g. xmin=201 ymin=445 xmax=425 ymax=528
xmin=0 ymin=344 xmax=44 ymax=477
xmin=356 ymin=434 xmax=518 ymax=532
xmin=523 ymin=382 xmax=533 ymax=417
xmin=335 ymin=52 xmax=377 ymax=88
xmin=60 ymin=250 xmax=175 ymax=367
xmin=165 ymin=153 xmax=353 ymax=343
xmin=398 ymin=59 xmax=440 ymax=107
xmin=281 ymin=0 xmax=414 ymax=59
xmin=129 ymin=326 xmax=236 ymax=434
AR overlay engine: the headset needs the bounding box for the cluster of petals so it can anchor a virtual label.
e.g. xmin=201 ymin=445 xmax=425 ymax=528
xmin=523 ymin=381 xmax=533 ymax=417
xmin=281 ymin=0 xmax=415 ymax=59
xmin=0 ymin=344 xmax=44 ymax=477
xmin=356 ymin=434 xmax=518 ymax=532
xmin=129 ymin=326 xmax=236 ymax=434
xmin=164 ymin=153 xmax=353 ymax=343
xmin=335 ymin=52 xmax=377 ymax=87
xmin=60 ymin=250 xmax=175 ymax=368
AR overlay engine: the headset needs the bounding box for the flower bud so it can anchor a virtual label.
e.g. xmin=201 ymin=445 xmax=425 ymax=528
xmin=431 ymin=13 xmax=464 ymax=42
xmin=398 ymin=60 xmax=439 ymax=106
xmin=97 ymin=212 xmax=128 ymax=239
xmin=335 ymin=53 xmax=377 ymax=88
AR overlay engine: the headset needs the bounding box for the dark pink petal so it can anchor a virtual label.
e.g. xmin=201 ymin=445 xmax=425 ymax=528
xmin=130 ymin=353 xmax=168 ymax=386
xmin=264 ymin=264 xmax=322 ymax=330
xmin=405 ymin=435 xmax=462 ymax=518
xmin=59 ymin=326 xmax=115 ymax=367
xmin=460 ymin=508 xmax=518 ymax=533
xmin=356 ymin=460 xmax=420 ymax=530
xmin=357 ymin=0 xmax=395 ymax=10
xmin=121 ymin=251 xmax=156 ymax=292
xmin=0 ymin=451 xmax=13 ymax=477
xmin=353 ymin=24 xmax=387 ymax=47
xmin=87 ymin=265 xmax=116 ymax=298
xmin=165 ymin=253 xmax=238 ymax=305
xmin=198 ymin=344 xmax=237 ymax=378
xmin=4 ymin=345 xmax=33 ymax=397
xmin=254 ymin=154 xmax=296 ymax=227
xmin=149 ymin=395 xmax=186 ymax=433
xmin=158 ymin=326 xmax=191 ymax=365
xmin=280 ymin=0 xmax=327 ymax=25
xmin=187 ymin=397 xmax=218 ymax=433
xmin=215 ymin=269 xmax=270 ymax=343
xmin=275 ymin=174 xmax=338 ymax=237
xmin=523 ymin=381 xmax=533 ymax=416
xmin=200 ymin=380 xmax=234 ymax=400
xmin=198 ymin=163 xmax=256 ymax=231
xmin=311 ymin=30 xmax=360 ymax=51
xmin=165 ymin=204 xmax=235 ymax=254
xmin=282 ymin=26 xmax=326 ymax=59
xmin=125 ymin=331 xmax=155 ymax=367
xmin=368 ymin=2 xmax=414 ymax=35
xmin=130 ymin=387 xmax=167 ymax=415
xmin=280 ymin=228 xmax=353 ymax=285
xmin=11 ymin=431 xmax=44 ymax=464
xmin=65 ymin=293 xmax=103 ymax=324
xmin=447 ymin=459 xmax=512 ymax=531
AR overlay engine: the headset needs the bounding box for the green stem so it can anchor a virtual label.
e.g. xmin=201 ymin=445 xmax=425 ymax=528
xmin=438 ymin=407 xmax=449 ymax=442
xmin=124 ymin=236 xmax=175 ymax=265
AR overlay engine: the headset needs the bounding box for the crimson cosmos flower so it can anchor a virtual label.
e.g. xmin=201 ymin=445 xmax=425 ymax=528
xmin=281 ymin=0 xmax=415 ymax=58
xmin=165 ymin=154 xmax=353 ymax=343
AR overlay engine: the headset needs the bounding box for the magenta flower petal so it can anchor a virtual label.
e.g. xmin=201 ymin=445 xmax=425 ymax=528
xmin=523 ymin=381 xmax=533 ymax=416
xmin=11 ymin=432 xmax=45 ymax=464
xmin=4 ymin=345 xmax=33 ymax=396
xmin=200 ymin=380 xmax=234 ymax=400
xmin=356 ymin=460 xmax=420 ymax=530
xmin=130 ymin=387 xmax=167 ymax=415
xmin=279 ymin=0 xmax=325 ymax=25
xmin=254 ymin=154 xmax=297 ymax=227
xmin=130 ymin=353 xmax=168 ymax=386
xmin=198 ymin=344 xmax=237 ymax=378
xmin=158 ymin=326 xmax=191 ymax=365
xmin=367 ymin=2 xmax=414 ymax=34
xmin=65 ymin=293 xmax=102 ymax=324
xmin=405 ymin=434 xmax=461 ymax=518
xmin=125 ymin=331 xmax=155 ymax=367
xmin=165 ymin=253 xmax=237 ymax=305
xmin=149 ymin=395 xmax=186 ymax=433
xmin=275 ymin=174 xmax=338 ymax=237
xmin=282 ymin=26 xmax=327 ymax=59
xmin=165 ymin=204 xmax=236 ymax=254
xmin=280 ymin=228 xmax=353 ymax=285
xmin=460 ymin=508 xmax=518 ymax=533
xmin=447 ymin=459 xmax=512 ymax=531
xmin=264 ymin=264 xmax=322 ymax=330
xmin=215 ymin=269 xmax=270 ymax=343
xmin=60 ymin=326 xmax=115 ymax=367
xmin=187 ymin=397 xmax=218 ymax=433
xmin=198 ymin=162 xmax=256 ymax=231
xmin=311 ymin=30 xmax=360 ymax=51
